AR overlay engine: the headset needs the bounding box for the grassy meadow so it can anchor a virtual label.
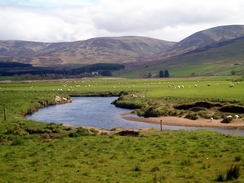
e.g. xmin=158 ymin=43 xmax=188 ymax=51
xmin=0 ymin=77 xmax=244 ymax=182
xmin=0 ymin=77 xmax=243 ymax=100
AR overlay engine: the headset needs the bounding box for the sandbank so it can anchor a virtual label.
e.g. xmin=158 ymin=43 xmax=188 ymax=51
xmin=121 ymin=113 xmax=244 ymax=130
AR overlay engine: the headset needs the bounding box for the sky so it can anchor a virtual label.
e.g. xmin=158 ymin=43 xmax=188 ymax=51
xmin=0 ymin=0 xmax=244 ymax=42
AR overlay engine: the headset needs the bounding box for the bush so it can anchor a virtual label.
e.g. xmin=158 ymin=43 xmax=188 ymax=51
xmin=212 ymin=112 xmax=221 ymax=119
xmin=216 ymin=164 xmax=241 ymax=181
xmin=144 ymin=107 xmax=162 ymax=117
xmin=198 ymin=111 xmax=211 ymax=119
xmin=185 ymin=113 xmax=198 ymax=120
xmin=11 ymin=138 xmax=26 ymax=146
xmin=191 ymin=107 xmax=206 ymax=112
xmin=69 ymin=127 xmax=90 ymax=137
xmin=226 ymin=164 xmax=241 ymax=181
xmin=216 ymin=173 xmax=225 ymax=182
xmin=234 ymin=155 xmax=241 ymax=162
xmin=180 ymin=159 xmax=193 ymax=166
xmin=221 ymin=117 xmax=233 ymax=123
xmin=134 ymin=164 xmax=141 ymax=171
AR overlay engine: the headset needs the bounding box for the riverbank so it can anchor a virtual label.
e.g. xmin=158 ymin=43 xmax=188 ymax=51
xmin=122 ymin=113 xmax=244 ymax=130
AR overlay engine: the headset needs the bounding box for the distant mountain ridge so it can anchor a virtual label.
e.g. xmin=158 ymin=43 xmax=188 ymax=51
xmin=0 ymin=24 xmax=244 ymax=70
xmin=0 ymin=37 xmax=175 ymax=67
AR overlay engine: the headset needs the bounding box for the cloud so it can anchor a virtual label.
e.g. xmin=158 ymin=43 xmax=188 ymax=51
xmin=0 ymin=0 xmax=98 ymax=7
xmin=0 ymin=0 xmax=244 ymax=42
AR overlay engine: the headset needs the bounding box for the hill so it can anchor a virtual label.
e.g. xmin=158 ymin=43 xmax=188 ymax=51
xmin=144 ymin=25 xmax=244 ymax=62
xmin=120 ymin=36 xmax=244 ymax=78
xmin=0 ymin=37 xmax=175 ymax=67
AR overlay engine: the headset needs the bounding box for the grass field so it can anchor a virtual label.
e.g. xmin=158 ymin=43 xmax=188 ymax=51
xmin=0 ymin=77 xmax=244 ymax=182
xmin=0 ymin=129 xmax=243 ymax=183
xmin=1 ymin=77 xmax=243 ymax=100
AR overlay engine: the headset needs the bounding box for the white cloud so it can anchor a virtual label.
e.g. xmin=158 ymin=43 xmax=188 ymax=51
xmin=0 ymin=0 xmax=244 ymax=42
xmin=0 ymin=0 xmax=98 ymax=7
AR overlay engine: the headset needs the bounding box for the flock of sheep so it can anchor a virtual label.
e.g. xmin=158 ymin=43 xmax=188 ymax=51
xmin=167 ymin=81 xmax=240 ymax=89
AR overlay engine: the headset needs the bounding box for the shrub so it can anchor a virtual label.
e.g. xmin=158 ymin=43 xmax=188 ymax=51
xmin=180 ymin=159 xmax=193 ymax=166
xmin=69 ymin=127 xmax=90 ymax=137
xmin=221 ymin=117 xmax=233 ymax=123
xmin=191 ymin=107 xmax=206 ymax=112
xmin=89 ymin=128 xmax=99 ymax=134
xmin=185 ymin=113 xmax=198 ymax=120
xmin=216 ymin=173 xmax=225 ymax=182
xmin=226 ymin=164 xmax=241 ymax=181
xmin=151 ymin=166 xmax=160 ymax=172
xmin=168 ymin=110 xmax=178 ymax=116
xmin=144 ymin=107 xmax=162 ymax=117
xmin=68 ymin=132 xmax=79 ymax=138
xmin=234 ymin=155 xmax=241 ymax=162
xmin=11 ymin=138 xmax=25 ymax=146
xmin=198 ymin=111 xmax=211 ymax=119
xmin=212 ymin=112 xmax=221 ymax=119
xmin=134 ymin=164 xmax=141 ymax=171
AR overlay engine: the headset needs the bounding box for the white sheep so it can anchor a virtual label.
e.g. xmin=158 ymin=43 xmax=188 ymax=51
xmin=210 ymin=117 xmax=213 ymax=122
xmin=235 ymin=115 xmax=239 ymax=119
xmin=229 ymin=84 xmax=234 ymax=87
xmin=227 ymin=115 xmax=232 ymax=118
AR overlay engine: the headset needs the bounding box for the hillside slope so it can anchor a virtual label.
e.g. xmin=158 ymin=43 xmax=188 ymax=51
xmin=146 ymin=25 xmax=244 ymax=61
xmin=0 ymin=37 xmax=175 ymax=67
xmin=123 ymin=36 xmax=244 ymax=78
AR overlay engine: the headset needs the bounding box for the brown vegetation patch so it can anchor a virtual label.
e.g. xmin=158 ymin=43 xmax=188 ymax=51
xmin=220 ymin=105 xmax=244 ymax=113
xmin=117 ymin=130 xmax=139 ymax=137
xmin=174 ymin=102 xmax=222 ymax=110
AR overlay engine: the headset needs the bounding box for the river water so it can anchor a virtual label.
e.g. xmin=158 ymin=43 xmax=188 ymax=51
xmin=26 ymin=97 xmax=244 ymax=136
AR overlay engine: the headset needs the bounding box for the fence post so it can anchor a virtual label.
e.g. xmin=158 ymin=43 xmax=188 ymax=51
xmin=4 ymin=108 xmax=7 ymax=121
xmin=160 ymin=120 xmax=163 ymax=131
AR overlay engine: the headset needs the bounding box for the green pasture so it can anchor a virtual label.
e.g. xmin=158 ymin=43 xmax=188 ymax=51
xmin=0 ymin=129 xmax=243 ymax=183
xmin=1 ymin=77 xmax=243 ymax=101
xmin=0 ymin=77 xmax=244 ymax=182
xmin=168 ymin=64 xmax=219 ymax=77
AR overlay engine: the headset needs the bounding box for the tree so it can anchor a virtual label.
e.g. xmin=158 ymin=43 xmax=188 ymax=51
xmin=165 ymin=70 xmax=169 ymax=77
xmin=101 ymin=70 xmax=112 ymax=76
xmin=231 ymin=70 xmax=236 ymax=75
xmin=159 ymin=70 xmax=164 ymax=77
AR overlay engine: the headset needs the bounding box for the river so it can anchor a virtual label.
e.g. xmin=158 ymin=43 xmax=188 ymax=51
xmin=26 ymin=97 xmax=244 ymax=136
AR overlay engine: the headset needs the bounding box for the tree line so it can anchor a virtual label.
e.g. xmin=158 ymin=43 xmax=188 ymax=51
xmin=0 ymin=61 xmax=32 ymax=68
xmin=0 ymin=62 xmax=125 ymax=78
xmin=159 ymin=70 xmax=169 ymax=77
xmin=148 ymin=70 xmax=170 ymax=78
